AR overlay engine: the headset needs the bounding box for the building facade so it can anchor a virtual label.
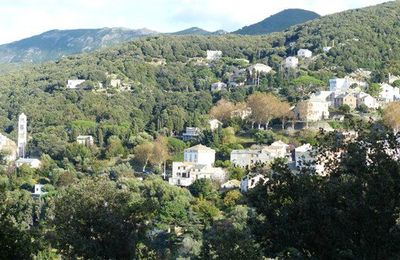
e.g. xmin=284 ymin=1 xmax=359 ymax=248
xmin=169 ymin=145 xmax=225 ymax=187
xmin=77 ymin=135 xmax=94 ymax=146
xmin=67 ymin=79 xmax=86 ymax=89
xmin=334 ymin=93 xmax=357 ymax=109
xmin=285 ymin=56 xmax=299 ymax=68
xmin=297 ymin=49 xmax=312 ymax=58
xmin=231 ymin=141 xmax=289 ymax=168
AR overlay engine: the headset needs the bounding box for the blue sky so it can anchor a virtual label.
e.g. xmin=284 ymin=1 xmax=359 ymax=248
xmin=0 ymin=0 xmax=390 ymax=44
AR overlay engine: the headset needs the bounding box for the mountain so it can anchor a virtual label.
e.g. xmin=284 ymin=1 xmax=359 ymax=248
xmin=171 ymin=27 xmax=228 ymax=36
xmin=0 ymin=27 xmax=158 ymax=63
xmin=234 ymin=9 xmax=320 ymax=35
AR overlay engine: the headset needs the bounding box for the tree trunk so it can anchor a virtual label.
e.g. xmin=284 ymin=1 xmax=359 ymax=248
xmin=163 ymin=161 xmax=167 ymax=179
xmin=265 ymin=120 xmax=270 ymax=130
xmin=142 ymin=159 xmax=148 ymax=172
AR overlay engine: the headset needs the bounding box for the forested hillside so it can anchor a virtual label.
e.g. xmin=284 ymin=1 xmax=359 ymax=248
xmin=0 ymin=27 xmax=157 ymax=63
xmin=235 ymin=8 xmax=320 ymax=35
xmin=2 ymin=1 xmax=400 ymax=259
xmin=0 ymin=1 xmax=399 ymax=158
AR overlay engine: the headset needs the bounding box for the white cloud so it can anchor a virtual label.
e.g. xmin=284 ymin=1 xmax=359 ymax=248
xmin=0 ymin=0 xmax=391 ymax=44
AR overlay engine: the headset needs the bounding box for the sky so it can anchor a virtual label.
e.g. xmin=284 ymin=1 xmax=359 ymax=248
xmin=0 ymin=0 xmax=390 ymax=44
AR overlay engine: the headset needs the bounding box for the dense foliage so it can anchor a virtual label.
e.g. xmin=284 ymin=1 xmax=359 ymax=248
xmin=1 ymin=1 xmax=400 ymax=258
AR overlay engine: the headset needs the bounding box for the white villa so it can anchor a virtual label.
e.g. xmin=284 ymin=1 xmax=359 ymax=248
xmin=231 ymin=141 xmax=289 ymax=168
xmin=297 ymin=49 xmax=312 ymax=58
xmin=206 ymin=50 xmax=222 ymax=61
xmin=211 ymin=82 xmax=227 ymax=92
xmin=285 ymin=56 xmax=299 ymax=68
xmin=15 ymin=158 xmax=41 ymax=169
xmin=182 ymin=127 xmax=201 ymax=141
xmin=240 ymin=174 xmax=266 ymax=193
xmin=67 ymin=79 xmax=86 ymax=89
xmin=184 ymin=144 xmax=215 ymax=166
xmin=209 ymin=119 xmax=222 ymax=131
xmin=77 ymin=135 xmax=94 ymax=146
xmin=248 ymin=63 xmax=272 ymax=75
xmin=169 ymin=145 xmax=226 ymax=187
xmin=379 ymin=83 xmax=400 ymax=103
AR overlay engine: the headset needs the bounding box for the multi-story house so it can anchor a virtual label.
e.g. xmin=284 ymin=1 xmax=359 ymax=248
xmin=230 ymin=141 xmax=289 ymax=168
xmin=334 ymin=93 xmax=357 ymax=109
xmin=169 ymin=145 xmax=226 ymax=187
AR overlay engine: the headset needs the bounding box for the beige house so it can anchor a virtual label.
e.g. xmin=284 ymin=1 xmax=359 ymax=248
xmin=334 ymin=93 xmax=357 ymax=109
xmin=295 ymin=99 xmax=330 ymax=122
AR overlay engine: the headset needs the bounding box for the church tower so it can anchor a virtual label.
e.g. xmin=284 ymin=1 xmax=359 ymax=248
xmin=17 ymin=113 xmax=27 ymax=158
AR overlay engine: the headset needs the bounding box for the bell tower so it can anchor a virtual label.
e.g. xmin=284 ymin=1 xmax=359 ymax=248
xmin=17 ymin=113 xmax=27 ymax=158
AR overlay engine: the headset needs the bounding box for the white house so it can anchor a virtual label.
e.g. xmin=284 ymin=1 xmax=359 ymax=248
xmin=15 ymin=158 xmax=41 ymax=169
xmin=294 ymin=144 xmax=325 ymax=175
xmin=248 ymin=63 xmax=272 ymax=75
xmin=240 ymin=174 xmax=266 ymax=193
xmin=297 ymin=49 xmax=312 ymax=58
xmin=77 ymin=135 xmax=94 ymax=146
xmin=67 ymin=79 xmax=86 ymax=89
xmin=356 ymin=92 xmax=379 ymax=109
xmin=379 ymin=83 xmax=400 ymax=103
xmin=231 ymin=141 xmax=289 ymax=168
xmin=285 ymin=56 xmax=299 ymax=68
xmin=32 ymin=184 xmax=47 ymax=197
xmin=329 ymin=78 xmax=351 ymax=93
xmin=209 ymin=119 xmax=222 ymax=131
xmin=110 ymin=79 xmax=121 ymax=88
xmin=0 ymin=133 xmax=17 ymax=162
xmin=221 ymin=179 xmax=241 ymax=190
xmin=211 ymin=82 xmax=227 ymax=92
xmin=206 ymin=50 xmax=222 ymax=61
xmin=169 ymin=162 xmax=226 ymax=187
xmin=182 ymin=127 xmax=201 ymax=141
xmin=184 ymin=144 xmax=215 ymax=166
xmin=169 ymin=144 xmax=225 ymax=187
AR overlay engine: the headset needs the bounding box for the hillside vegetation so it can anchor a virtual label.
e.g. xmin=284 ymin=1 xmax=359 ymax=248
xmin=2 ymin=2 xmax=400 ymax=259
xmin=235 ymin=8 xmax=320 ymax=35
